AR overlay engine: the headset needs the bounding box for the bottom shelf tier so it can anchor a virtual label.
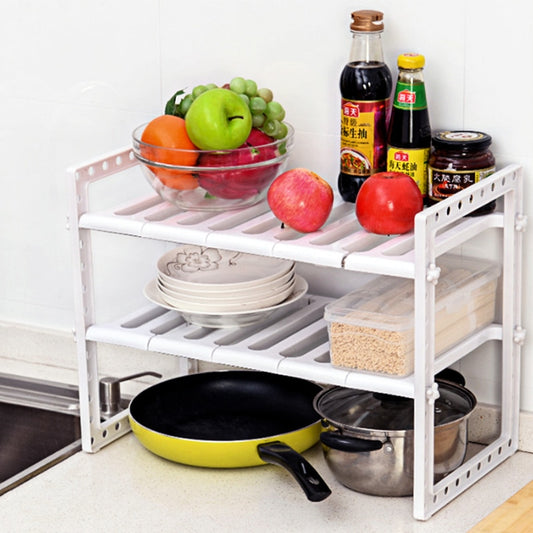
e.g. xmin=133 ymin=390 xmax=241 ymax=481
xmin=86 ymin=292 xmax=503 ymax=398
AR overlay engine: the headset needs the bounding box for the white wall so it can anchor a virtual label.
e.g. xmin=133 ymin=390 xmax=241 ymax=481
xmin=1 ymin=1 xmax=532 ymax=409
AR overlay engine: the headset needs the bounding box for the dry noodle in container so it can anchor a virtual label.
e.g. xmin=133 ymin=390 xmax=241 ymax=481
xmin=324 ymin=254 xmax=501 ymax=376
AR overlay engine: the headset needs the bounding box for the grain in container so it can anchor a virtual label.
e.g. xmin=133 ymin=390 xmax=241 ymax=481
xmin=324 ymin=254 xmax=500 ymax=376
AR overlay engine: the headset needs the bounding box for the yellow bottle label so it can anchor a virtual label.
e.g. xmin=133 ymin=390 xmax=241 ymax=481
xmin=387 ymin=147 xmax=430 ymax=196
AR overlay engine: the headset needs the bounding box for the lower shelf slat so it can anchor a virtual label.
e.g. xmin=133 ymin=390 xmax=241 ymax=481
xmin=85 ymin=296 xmax=503 ymax=398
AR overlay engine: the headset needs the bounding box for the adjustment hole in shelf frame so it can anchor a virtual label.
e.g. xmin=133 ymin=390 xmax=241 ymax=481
xmin=102 ymin=161 xmax=109 ymax=172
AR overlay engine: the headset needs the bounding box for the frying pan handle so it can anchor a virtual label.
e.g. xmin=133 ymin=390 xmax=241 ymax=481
xmin=256 ymin=441 xmax=331 ymax=502
xmin=320 ymin=431 xmax=383 ymax=453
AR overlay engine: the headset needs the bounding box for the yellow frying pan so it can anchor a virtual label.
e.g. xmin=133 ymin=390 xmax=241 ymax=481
xmin=128 ymin=370 xmax=330 ymax=501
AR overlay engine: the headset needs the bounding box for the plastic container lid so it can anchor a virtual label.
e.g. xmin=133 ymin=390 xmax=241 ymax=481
xmin=324 ymin=254 xmax=500 ymax=333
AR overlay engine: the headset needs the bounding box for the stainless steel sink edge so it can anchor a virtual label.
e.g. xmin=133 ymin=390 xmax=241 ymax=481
xmin=0 ymin=372 xmax=80 ymax=415
xmin=0 ymin=372 xmax=82 ymax=496
xmin=0 ymin=439 xmax=82 ymax=496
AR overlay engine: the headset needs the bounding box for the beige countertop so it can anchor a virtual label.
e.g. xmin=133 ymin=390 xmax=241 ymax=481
xmin=1 ymin=433 xmax=532 ymax=533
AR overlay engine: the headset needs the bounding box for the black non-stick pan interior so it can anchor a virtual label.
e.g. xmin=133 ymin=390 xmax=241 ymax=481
xmin=129 ymin=370 xmax=322 ymax=441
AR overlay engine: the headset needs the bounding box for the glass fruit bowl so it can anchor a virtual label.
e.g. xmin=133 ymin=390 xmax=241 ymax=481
xmin=132 ymin=123 xmax=294 ymax=211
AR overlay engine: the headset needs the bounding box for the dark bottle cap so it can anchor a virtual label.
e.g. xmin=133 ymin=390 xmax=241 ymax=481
xmin=432 ymin=131 xmax=492 ymax=152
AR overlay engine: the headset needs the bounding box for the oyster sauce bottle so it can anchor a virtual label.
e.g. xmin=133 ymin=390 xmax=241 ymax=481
xmin=386 ymin=53 xmax=431 ymax=202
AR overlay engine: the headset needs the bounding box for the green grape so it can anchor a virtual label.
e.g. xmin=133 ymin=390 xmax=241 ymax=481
xmin=205 ymin=83 xmax=218 ymax=91
xmin=257 ymin=87 xmax=273 ymax=103
xmin=192 ymin=85 xmax=208 ymax=99
xmin=178 ymin=93 xmax=195 ymax=116
xmin=244 ymin=79 xmax=258 ymax=97
xmin=252 ymin=114 xmax=265 ymax=128
xmin=229 ymin=76 xmax=246 ymax=94
xmin=249 ymin=96 xmax=267 ymax=115
xmin=265 ymin=101 xmax=285 ymax=121
xmin=276 ymin=121 xmax=289 ymax=140
xmin=239 ymin=93 xmax=250 ymax=106
xmin=262 ymin=118 xmax=282 ymax=138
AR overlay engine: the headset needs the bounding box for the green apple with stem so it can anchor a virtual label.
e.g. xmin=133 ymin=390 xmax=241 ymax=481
xmin=185 ymin=88 xmax=252 ymax=150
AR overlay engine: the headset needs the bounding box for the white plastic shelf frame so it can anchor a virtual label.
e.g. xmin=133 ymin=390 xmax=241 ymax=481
xmin=67 ymin=146 xmax=525 ymax=521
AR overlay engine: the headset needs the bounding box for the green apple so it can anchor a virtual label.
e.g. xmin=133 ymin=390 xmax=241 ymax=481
xmin=185 ymin=88 xmax=252 ymax=150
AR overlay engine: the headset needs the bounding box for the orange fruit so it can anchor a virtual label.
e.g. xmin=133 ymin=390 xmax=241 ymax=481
xmin=140 ymin=115 xmax=199 ymax=190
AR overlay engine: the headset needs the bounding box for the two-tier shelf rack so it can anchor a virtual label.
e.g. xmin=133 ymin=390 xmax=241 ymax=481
xmin=67 ymin=146 xmax=525 ymax=520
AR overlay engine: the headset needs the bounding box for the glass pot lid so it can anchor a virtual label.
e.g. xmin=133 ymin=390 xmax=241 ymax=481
xmin=313 ymin=380 xmax=476 ymax=432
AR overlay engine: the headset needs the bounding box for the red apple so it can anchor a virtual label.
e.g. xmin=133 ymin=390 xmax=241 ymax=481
xmin=197 ymin=128 xmax=280 ymax=199
xmin=267 ymin=168 xmax=334 ymax=233
xmin=355 ymin=171 xmax=423 ymax=235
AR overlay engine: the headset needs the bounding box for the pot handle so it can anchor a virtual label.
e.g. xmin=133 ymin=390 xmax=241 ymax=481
xmin=256 ymin=441 xmax=331 ymax=502
xmin=320 ymin=431 xmax=383 ymax=453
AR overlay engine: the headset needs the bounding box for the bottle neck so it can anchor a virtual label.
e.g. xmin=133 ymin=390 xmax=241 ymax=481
xmin=393 ymin=67 xmax=428 ymax=110
xmin=397 ymin=68 xmax=425 ymax=84
xmin=349 ymin=31 xmax=385 ymax=63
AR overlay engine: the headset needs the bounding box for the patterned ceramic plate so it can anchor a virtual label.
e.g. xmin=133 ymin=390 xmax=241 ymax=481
xmin=156 ymin=245 xmax=294 ymax=291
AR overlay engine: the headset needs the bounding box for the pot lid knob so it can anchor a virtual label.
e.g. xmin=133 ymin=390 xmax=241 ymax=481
xmin=426 ymin=383 xmax=440 ymax=405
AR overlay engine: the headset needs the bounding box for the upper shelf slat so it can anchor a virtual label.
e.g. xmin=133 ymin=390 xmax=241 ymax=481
xmin=76 ymin=158 xmax=520 ymax=277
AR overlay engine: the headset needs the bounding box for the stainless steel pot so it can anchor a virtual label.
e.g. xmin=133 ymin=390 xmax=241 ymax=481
xmin=313 ymin=379 xmax=476 ymax=496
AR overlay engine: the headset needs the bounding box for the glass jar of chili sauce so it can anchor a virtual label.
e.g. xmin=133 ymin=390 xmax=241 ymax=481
xmin=428 ymin=130 xmax=496 ymax=215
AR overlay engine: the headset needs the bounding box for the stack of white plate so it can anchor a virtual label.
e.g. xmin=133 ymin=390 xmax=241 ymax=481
xmin=144 ymin=245 xmax=308 ymax=327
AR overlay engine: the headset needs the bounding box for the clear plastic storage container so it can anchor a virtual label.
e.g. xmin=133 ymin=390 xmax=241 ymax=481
xmin=325 ymin=254 xmax=501 ymax=376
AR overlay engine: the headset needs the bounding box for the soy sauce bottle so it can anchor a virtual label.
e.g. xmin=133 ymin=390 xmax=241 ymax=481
xmin=386 ymin=53 xmax=431 ymax=201
xmin=338 ymin=10 xmax=392 ymax=203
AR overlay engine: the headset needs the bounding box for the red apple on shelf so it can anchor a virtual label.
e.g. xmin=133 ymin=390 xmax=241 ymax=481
xmin=267 ymin=168 xmax=334 ymax=233
xmin=196 ymin=128 xmax=280 ymax=199
xmin=355 ymin=171 xmax=423 ymax=235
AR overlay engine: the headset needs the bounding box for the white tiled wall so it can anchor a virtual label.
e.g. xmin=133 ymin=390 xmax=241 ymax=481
xmin=1 ymin=1 xmax=532 ymax=410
